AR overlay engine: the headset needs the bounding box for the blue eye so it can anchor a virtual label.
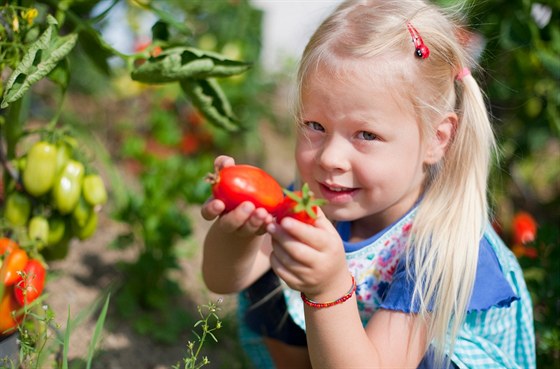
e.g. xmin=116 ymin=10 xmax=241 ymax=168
xmin=358 ymin=131 xmax=377 ymax=141
xmin=305 ymin=121 xmax=325 ymax=132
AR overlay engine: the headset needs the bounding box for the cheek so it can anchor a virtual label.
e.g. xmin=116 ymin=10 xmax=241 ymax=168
xmin=295 ymin=144 xmax=314 ymax=178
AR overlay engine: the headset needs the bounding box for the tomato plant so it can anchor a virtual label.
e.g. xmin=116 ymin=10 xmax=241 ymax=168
xmin=274 ymin=183 xmax=325 ymax=225
xmin=209 ymin=164 xmax=284 ymax=213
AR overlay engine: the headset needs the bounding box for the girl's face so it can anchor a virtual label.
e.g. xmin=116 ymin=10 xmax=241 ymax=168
xmin=296 ymin=64 xmax=432 ymax=236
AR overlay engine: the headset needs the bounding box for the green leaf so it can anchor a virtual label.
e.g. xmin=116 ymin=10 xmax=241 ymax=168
xmin=180 ymin=78 xmax=241 ymax=132
xmin=537 ymin=50 xmax=560 ymax=79
xmin=131 ymin=47 xmax=251 ymax=84
xmin=62 ymin=306 xmax=71 ymax=369
xmin=86 ymin=294 xmax=111 ymax=369
xmin=1 ymin=15 xmax=78 ymax=108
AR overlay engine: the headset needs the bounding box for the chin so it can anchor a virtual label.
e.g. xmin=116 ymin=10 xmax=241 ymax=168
xmin=323 ymin=205 xmax=361 ymax=223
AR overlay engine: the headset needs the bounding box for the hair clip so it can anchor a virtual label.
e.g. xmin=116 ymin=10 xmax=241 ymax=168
xmin=406 ymin=22 xmax=430 ymax=59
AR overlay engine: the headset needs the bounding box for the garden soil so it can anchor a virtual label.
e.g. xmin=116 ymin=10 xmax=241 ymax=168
xmin=46 ymin=124 xmax=296 ymax=369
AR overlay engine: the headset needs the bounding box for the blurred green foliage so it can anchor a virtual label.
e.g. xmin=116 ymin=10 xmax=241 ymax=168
xmin=460 ymin=0 xmax=559 ymax=366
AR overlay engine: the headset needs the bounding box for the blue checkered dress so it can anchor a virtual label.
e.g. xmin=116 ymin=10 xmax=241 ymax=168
xmin=451 ymin=226 xmax=536 ymax=368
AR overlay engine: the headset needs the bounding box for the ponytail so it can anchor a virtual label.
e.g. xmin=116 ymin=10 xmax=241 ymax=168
xmin=410 ymin=70 xmax=496 ymax=366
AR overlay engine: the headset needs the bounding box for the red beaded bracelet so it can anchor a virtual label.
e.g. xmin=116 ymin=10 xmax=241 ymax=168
xmin=301 ymin=275 xmax=357 ymax=309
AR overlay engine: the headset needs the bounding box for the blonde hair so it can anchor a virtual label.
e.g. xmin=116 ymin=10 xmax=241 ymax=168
xmin=295 ymin=0 xmax=496 ymax=366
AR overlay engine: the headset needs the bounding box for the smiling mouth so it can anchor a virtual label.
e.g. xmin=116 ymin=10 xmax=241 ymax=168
xmin=321 ymin=183 xmax=357 ymax=194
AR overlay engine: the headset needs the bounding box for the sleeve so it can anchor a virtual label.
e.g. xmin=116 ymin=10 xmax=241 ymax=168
xmin=379 ymin=237 xmax=520 ymax=313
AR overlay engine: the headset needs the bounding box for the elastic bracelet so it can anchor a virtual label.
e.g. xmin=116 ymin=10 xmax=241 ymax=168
xmin=301 ymin=275 xmax=356 ymax=309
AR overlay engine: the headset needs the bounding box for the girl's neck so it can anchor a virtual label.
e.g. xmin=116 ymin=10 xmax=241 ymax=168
xmin=349 ymin=216 xmax=388 ymax=242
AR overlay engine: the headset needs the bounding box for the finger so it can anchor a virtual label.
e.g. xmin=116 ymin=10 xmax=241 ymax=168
xmin=312 ymin=207 xmax=333 ymax=229
xmin=217 ymin=201 xmax=256 ymax=232
xmin=268 ymin=223 xmax=316 ymax=267
xmin=200 ymin=199 xmax=225 ymax=221
xmin=270 ymin=250 xmax=303 ymax=289
xmin=214 ymin=155 xmax=235 ymax=171
xmin=239 ymin=207 xmax=273 ymax=236
xmin=277 ymin=214 xmax=336 ymax=252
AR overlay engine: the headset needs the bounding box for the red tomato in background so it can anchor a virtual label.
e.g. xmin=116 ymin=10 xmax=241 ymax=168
xmin=0 ymin=286 xmax=23 ymax=335
xmin=13 ymin=259 xmax=46 ymax=306
xmin=210 ymin=165 xmax=284 ymax=213
xmin=0 ymin=237 xmax=18 ymax=255
xmin=1 ymin=247 xmax=29 ymax=286
xmin=512 ymin=211 xmax=538 ymax=245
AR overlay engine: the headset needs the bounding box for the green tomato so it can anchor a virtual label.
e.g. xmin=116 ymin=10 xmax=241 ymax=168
xmin=4 ymin=191 xmax=31 ymax=226
xmin=22 ymin=141 xmax=58 ymax=197
xmin=42 ymin=231 xmax=71 ymax=261
xmin=52 ymin=160 xmax=84 ymax=214
xmin=82 ymin=174 xmax=108 ymax=206
xmin=47 ymin=216 xmax=66 ymax=246
xmin=72 ymin=210 xmax=98 ymax=240
xmin=28 ymin=216 xmax=49 ymax=248
xmin=72 ymin=196 xmax=93 ymax=227
xmin=55 ymin=142 xmax=72 ymax=174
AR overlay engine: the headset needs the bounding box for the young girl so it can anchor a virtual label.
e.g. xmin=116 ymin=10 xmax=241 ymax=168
xmin=201 ymin=0 xmax=536 ymax=368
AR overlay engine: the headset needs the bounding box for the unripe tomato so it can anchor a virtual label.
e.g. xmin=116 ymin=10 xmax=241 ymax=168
xmin=22 ymin=141 xmax=58 ymax=197
xmin=72 ymin=196 xmax=93 ymax=227
xmin=4 ymin=191 xmax=31 ymax=226
xmin=47 ymin=216 xmax=66 ymax=246
xmin=72 ymin=210 xmax=98 ymax=240
xmin=82 ymin=174 xmax=108 ymax=206
xmin=55 ymin=142 xmax=72 ymax=174
xmin=28 ymin=216 xmax=49 ymax=248
xmin=1 ymin=247 xmax=28 ymax=286
xmin=209 ymin=165 xmax=284 ymax=213
xmin=0 ymin=286 xmax=23 ymax=335
xmin=13 ymin=259 xmax=46 ymax=306
xmin=42 ymin=234 xmax=70 ymax=261
xmin=52 ymin=160 xmax=84 ymax=214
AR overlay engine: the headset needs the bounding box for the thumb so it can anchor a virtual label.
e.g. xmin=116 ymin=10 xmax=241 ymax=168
xmin=313 ymin=206 xmax=334 ymax=230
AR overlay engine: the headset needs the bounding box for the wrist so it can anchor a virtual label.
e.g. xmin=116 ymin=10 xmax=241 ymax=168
xmin=301 ymin=273 xmax=356 ymax=309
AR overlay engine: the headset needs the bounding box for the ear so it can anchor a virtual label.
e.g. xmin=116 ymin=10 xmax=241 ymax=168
xmin=424 ymin=112 xmax=457 ymax=165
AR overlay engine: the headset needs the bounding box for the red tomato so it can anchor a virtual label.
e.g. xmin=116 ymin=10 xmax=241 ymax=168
xmin=512 ymin=211 xmax=537 ymax=245
xmin=0 ymin=286 xmax=23 ymax=335
xmin=0 ymin=237 xmax=18 ymax=255
xmin=210 ymin=165 xmax=284 ymax=213
xmin=13 ymin=259 xmax=46 ymax=306
xmin=274 ymin=184 xmax=325 ymax=225
xmin=1 ymin=248 xmax=29 ymax=286
xmin=180 ymin=133 xmax=199 ymax=155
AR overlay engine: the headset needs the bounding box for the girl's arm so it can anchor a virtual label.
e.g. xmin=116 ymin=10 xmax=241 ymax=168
xmin=305 ymin=302 xmax=428 ymax=368
xmin=201 ymin=156 xmax=273 ymax=294
xmin=268 ymin=210 xmax=428 ymax=367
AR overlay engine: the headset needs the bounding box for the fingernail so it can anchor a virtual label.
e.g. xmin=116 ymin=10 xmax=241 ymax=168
xmin=281 ymin=217 xmax=294 ymax=228
xmin=241 ymin=202 xmax=253 ymax=213
xmin=267 ymin=223 xmax=277 ymax=234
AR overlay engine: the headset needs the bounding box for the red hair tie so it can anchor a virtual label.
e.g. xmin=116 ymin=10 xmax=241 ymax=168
xmin=406 ymin=22 xmax=430 ymax=59
xmin=456 ymin=67 xmax=471 ymax=81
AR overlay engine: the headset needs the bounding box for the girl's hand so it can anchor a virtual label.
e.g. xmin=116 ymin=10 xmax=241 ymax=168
xmin=201 ymin=155 xmax=235 ymax=221
xmin=201 ymin=155 xmax=274 ymax=236
xmin=267 ymin=208 xmax=351 ymax=300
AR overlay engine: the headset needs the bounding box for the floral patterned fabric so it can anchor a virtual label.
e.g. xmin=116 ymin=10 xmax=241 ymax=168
xmin=283 ymin=206 xmax=417 ymax=328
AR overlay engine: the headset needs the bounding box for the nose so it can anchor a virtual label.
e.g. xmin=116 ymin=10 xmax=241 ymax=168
xmin=317 ymin=135 xmax=351 ymax=172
